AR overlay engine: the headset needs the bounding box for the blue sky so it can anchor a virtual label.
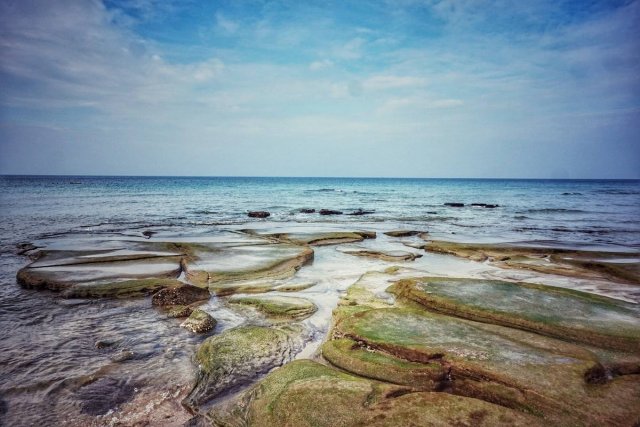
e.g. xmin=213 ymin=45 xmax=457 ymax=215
xmin=0 ymin=0 xmax=638 ymax=178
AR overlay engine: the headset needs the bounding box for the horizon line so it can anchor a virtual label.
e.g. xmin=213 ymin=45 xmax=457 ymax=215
xmin=1 ymin=174 xmax=639 ymax=181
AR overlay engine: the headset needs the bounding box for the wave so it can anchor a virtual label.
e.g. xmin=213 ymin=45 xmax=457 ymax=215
xmin=525 ymin=208 xmax=586 ymax=214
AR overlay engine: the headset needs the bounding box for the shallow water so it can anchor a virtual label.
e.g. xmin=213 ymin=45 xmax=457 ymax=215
xmin=0 ymin=176 xmax=639 ymax=425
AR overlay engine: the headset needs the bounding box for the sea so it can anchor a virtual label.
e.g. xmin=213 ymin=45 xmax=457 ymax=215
xmin=0 ymin=175 xmax=639 ymax=425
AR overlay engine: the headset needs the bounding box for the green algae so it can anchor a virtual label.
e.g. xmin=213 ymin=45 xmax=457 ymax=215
xmin=228 ymin=295 xmax=317 ymax=320
xmin=209 ymin=359 xmax=543 ymax=427
xmin=390 ymin=277 xmax=640 ymax=352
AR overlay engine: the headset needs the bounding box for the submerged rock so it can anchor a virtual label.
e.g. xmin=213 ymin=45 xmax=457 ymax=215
xmin=151 ymin=284 xmax=210 ymax=306
xmin=180 ymin=309 xmax=216 ymax=333
xmin=348 ymin=209 xmax=375 ymax=216
xmin=229 ymin=295 xmax=317 ymax=320
xmin=248 ymin=211 xmax=270 ymax=218
xmin=166 ymin=305 xmax=193 ymax=318
xmin=299 ymin=208 xmax=316 ymax=213
xmin=444 ymin=202 xmax=465 ymax=207
xmin=183 ymin=326 xmax=295 ymax=410
xmin=471 ymin=203 xmax=499 ymax=208
xmin=76 ymin=377 xmax=136 ymax=416
xmin=319 ymin=209 xmax=343 ymax=215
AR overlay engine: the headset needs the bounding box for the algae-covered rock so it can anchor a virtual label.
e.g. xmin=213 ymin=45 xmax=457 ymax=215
xmin=248 ymin=211 xmax=270 ymax=218
xmin=61 ymin=278 xmax=183 ymax=298
xmin=240 ymin=229 xmax=376 ymax=246
xmin=423 ymin=240 xmax=640 ymax=285
xmin=180 ymin=309 xmax=216 ymax=333
xmin=228 ymin=295 xmax=317 ymax=320
xmin=209 ymin=359 xmax=543 ymax=426
xmin=183 ymin=326 xmax=295 ymax=410
xmin=390 ymin=277 xmax=640 ymax=352
xmin=152 ymin=284 xmax=210 ymax=306
xmin=167 ymin=305 xmax=193 ymax=318
xmin=329 ymin=306 xmax=640 ymax=425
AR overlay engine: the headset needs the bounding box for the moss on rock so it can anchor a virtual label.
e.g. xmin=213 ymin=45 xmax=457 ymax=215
xmin=228 ymin=295 xmax=317 ymax=320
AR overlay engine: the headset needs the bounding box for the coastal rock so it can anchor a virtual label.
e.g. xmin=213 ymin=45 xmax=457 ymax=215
xmin=166 ymin=305 xmax=193 ymax=318
xmin=62 ymin=278 xmax=183 ymax=298
xmin=319 ymin=209 xmax=343 ymax=215
xmin=209 ymin=360 xmax=543 ymax=426
xmin=142 ymin=230 xmax=156 ymax=238
xmin=444 ymin=202 xmax=465 ymax=207
xmin=180 ymin=309 xmax=216 ymax=333
xmin=299 ymin=208 xmax=316 ymax=213
xmin=151 ymin=284 xmax=210 ymax=306
xmin=384 ymin=230 xmax=423 ymax=237
xmin=389 ymin=277 xmax=640 ymax=352
xmin=241 ymin=229 xmax=376 ymax=246
xmin=248 ymin=211 xmax=270 ymax=218
xmin=183 ymin=326 xmax=295 ymax=410
xmin=228 ymin=295 xmax=317 ymax=320
xmin=423 ymin=240 xmax=640 ymax=286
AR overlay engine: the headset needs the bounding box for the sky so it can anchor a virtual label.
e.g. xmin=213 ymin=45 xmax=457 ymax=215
xmin=0 ymin=0 xmax=639 ymax=178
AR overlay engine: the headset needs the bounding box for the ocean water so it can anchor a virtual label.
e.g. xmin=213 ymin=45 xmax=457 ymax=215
xmin=0 ymin=176 xmax=639 ymax=425
xmin=1 ymin=176 xmax=639 ymax=252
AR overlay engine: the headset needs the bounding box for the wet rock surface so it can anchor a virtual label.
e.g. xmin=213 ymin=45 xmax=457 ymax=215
xmin=180 ymin=309 xmax=216 ymax=333
xmin=248 ymin=211 xmax=270 ymax=218
xmin=228 ymin=295 xmax=317 ymax=320
xmin=152 ymin=284 xmax=210 ymax=306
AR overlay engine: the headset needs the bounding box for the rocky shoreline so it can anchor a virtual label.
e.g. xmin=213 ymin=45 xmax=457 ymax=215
xmin=8 ymin=223 xmax=640 ymax=426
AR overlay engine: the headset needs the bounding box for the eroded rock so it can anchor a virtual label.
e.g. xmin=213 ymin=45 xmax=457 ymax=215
xmin=180 ymin=309 xmax=216 ymax=333
xmin=228 ymin=295 xmax=317 ymax=320
xmin=248 ymin=211 xmax=270 ymax=218
xmin=152 ymin=285 xmax=210 ymax=306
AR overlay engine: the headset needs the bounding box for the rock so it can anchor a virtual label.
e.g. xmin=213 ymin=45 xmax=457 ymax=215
xmin=348 ymin=209 xmax=375 ymax=216
xmin=76 ymin=377 xmax=136 ymax=416
xmin=243 ymin=230 xmax=375 ymax=247
xmin=248 ymin=211 xmax=270 ymax=218
xmin=299 ymin=208 xmax=316 ymax=213
xmin=16 ymin=242 xmax=38 ymax=255
xmin=209 ymin=360 xmax=543 ymax=427
xmin=389 ymin=277 xmax=640 ymax=352
xmin=183 ymin=326 xmax=294 ymax=410
xmin=167 ymin=305 xmax=193 ymax=318
xmin=95 ymin=340 xmax=116 ymax=349
xmin=111 ymin=350 xmax=135 ymax=362
xmin=62 ymin=278 xmax=183 ymax=298
xmin=180 ymin=309 xmax=216 ymax=333
xmin=444 ymin=202 xmax=465 ymax=207
xmin=319 ymin=209 xmax=343 ymax=215
xmin=384 ymin=230 xmax=422 ymax=237
xmin=142 ymin=230 xmax=156 ymax=238
xmin=229 ymin=295 xmax=317 ymax=320
xmin=152 ymin=285 xmax=210 ymax=306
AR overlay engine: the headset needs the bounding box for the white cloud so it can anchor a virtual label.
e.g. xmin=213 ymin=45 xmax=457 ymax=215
xmin=363 ymin=75 xmax=427 ymax=91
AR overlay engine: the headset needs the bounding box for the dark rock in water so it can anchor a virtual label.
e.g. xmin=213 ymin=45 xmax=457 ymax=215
xmin=300 ymin=208 xmax=316 ymax=214
xmin=16 ymin=242 xmax=38 ymax=255
xmin=95 ymin=340 xmax=116 ymax=349
xmin=471 ymin=203 xmax=499 ymax=208
xmin=142 ymin=230 xmax=156 ymax=238
xmin=152 ymin=285 xmax=210 ymax=307
xmin=76 ymin=377 xmax=136 ymax=416
xmin=248 ymin=211 xmax=270 ymax=218
xmin=319 ymin=209 xmax=343 ymax=215
xmin=111 ymin=350 xmax=135 ymax=363
xmin=348 ymin=209 xmax=375 ymax=216
xmin=426 ymin=211 xmax=438 ymax=214
xmin=384 ymin=230 xmax=422 ymax=237
xmin=444 ymin=202 xmax=465 ymax=207
xmin=181 ymin=309 xmax=216 ymax=333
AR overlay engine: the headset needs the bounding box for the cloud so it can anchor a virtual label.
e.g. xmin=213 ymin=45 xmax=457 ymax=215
xmin=215 ymin=12 xmax=239 ymax=34
xmin=309 ymin=59 xmax=334 ymax=71
xmin=363 ymin=75 xmax=427 ymax=91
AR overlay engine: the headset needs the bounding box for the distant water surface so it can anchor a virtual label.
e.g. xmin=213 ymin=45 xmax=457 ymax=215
xmin=1 ymin=176 xmax=639 ymax=252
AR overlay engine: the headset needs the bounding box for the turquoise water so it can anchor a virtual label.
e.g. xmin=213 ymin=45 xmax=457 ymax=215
xmin=1 ymin=176 xmax=639 ymax=251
